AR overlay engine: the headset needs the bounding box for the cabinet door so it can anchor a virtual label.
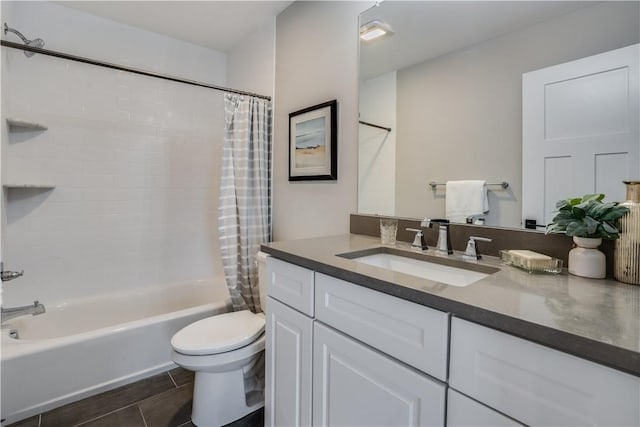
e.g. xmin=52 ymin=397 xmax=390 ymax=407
xmin=447 ymin=389 xmax=523 ymax=427
xmin=265 ymin=297 xmax=313 ymax=427
xmin=313 ymin=322 xmax=445 ymax=427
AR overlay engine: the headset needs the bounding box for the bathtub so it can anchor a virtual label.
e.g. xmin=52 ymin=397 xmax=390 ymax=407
xmin=1 ymin=279 xmax=231 ymax=424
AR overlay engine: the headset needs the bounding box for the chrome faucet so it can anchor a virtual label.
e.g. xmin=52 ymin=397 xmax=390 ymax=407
xmin=423 ymin=219 xmax=453 ymax=255
xmin=1 ymin=301 xmax=45 ymax=322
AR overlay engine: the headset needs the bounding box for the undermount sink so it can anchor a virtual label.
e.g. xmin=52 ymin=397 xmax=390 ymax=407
xmin=338 ymin=247 xmax=499 ymax=287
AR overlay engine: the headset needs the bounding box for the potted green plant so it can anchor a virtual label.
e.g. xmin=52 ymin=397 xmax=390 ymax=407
xmin=546 ymin=194 xmax=629 ymax=278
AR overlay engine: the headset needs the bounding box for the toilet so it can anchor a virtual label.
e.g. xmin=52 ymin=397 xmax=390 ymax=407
xmin=171 ymin=252 xmax=269 ymax=427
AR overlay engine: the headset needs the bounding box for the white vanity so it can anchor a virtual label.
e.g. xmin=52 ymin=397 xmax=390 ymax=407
xmin=263 ymin=235 xmax=640 ymax=427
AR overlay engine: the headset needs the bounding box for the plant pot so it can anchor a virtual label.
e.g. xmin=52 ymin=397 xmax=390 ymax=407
xmin=568 ymin=237 xmax=606 ymax=279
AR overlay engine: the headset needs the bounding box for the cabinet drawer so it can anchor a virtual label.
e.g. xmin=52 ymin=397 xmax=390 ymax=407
xmin=450 ymin=317 xmax=640 ymax=426
xmin=315 ymin=273 xmax=449 ymax=381
xmin=267 ymin=257 xmax=314 ymax=316
xmin=447 ymin=389 xmax=523 ymax=427
xmin=313 ymin=322 xmax=446 ymax=427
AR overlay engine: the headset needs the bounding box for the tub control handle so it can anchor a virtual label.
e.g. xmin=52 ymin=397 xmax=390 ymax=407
xmin=1 ymin=262 xmax=24 ymax=282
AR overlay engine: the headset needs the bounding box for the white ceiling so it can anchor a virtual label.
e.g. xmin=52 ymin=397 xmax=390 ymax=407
xmin=56 ymin=1 xmax=293 ymax=52
xmin=360 ymin=1 xmax=594 ymax=80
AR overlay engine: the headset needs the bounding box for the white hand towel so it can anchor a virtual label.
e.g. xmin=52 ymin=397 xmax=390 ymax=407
xmin=445 ymin=180 xmax=488 ymax=223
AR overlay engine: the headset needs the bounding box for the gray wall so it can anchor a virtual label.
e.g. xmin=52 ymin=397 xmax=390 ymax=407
xmin=227 ymin=18 xmax=276 ymax=98
xmin=273 ymin=1 xmax=374 ymax=241
xmin=395 ymin=2 xmax=640 ymax=227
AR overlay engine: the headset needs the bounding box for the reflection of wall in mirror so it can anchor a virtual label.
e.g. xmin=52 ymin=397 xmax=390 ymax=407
xmin=359 ymin=71 xmax=397 ymax=216
xmin=359 ymin=1 xmax=640 ymax=228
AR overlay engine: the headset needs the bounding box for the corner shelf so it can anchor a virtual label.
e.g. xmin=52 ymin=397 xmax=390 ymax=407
xmin=6 ymin=118 xmax=48 ymax=131
xmin=3 ymin=183 xmax=56 ymax=190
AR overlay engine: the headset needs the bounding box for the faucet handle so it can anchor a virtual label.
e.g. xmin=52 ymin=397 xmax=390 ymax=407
xmin=406 ymin=228 xmax=428 ymax=251
xmin=463 ymin=236 xmax=492 ymax=260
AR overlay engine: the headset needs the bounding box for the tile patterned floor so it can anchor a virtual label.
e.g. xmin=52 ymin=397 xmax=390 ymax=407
xmin=6 ymin=368 xmax=264 ymax=427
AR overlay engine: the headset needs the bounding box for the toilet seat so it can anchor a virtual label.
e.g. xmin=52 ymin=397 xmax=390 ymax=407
xmin=171 ymin=310 xmax=265 ymax=356
xmin=172 ymin=333 xmax=265 ymax=373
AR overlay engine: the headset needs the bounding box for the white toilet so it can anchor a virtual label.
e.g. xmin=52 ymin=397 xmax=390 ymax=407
xmin=171 ymin=252 xmax=269 ymax=427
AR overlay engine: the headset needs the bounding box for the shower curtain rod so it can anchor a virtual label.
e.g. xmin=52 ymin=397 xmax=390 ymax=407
xmin=0 ymin=39 xmax=271 ymax=101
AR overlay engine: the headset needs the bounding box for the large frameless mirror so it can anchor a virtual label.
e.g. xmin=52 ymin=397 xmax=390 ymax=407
xmin=358 ymin=1 xmax=640 ymax=229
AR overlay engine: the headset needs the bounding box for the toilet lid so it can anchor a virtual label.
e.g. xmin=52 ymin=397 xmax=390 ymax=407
xmin=171 ymin=310 xmax=265 ymax=356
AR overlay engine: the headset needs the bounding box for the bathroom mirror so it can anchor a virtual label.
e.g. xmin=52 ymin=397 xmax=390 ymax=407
xmin=358 ymin=1 xmax=640 ymax=229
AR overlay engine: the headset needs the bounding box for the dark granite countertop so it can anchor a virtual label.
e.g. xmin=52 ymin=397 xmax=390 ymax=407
xmin=262 ymin=234 xmax=640 ymax=377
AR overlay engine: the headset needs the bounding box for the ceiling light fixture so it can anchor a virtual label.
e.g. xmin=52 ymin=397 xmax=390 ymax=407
xmin=359 ymin=20 xmax=394 ymax=42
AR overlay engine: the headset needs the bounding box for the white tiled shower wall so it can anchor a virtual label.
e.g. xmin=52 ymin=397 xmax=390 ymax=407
xmin=2 ymin=2 xmax=229 ymax=306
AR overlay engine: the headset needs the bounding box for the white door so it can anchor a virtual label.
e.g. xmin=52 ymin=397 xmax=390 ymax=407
xmin=312 ymin=322 xmax=446 ymax=427
xmin=523 ymin=44 xmax=639 ymax=225
xmin=265 ymin=296 xmax=313 ymax=427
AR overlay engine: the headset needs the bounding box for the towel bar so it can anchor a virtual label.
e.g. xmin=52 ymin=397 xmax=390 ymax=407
xmin=359 ymin=120 xmax=392 ymax=132
xmin=429 ymin=181 xmax=509 ymax=190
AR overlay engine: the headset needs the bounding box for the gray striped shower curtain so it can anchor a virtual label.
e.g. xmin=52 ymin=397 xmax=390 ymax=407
xmin=218 ymin=94 xmax=272 ymax=313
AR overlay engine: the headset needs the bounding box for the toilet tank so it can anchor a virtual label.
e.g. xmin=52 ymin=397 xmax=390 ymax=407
xmin=257 ymin=251 xmax=269 ymax=313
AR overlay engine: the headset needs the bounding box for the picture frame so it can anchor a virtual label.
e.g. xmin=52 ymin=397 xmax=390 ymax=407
xmin=289 ymin=100 xmax=337 ymax=181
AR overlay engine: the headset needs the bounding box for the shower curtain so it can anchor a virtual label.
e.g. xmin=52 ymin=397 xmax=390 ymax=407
xmin=218 ymin=94 xmax=272 ymax=313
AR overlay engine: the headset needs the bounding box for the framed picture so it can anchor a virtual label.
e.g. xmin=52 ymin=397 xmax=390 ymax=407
xmin=289 ymin=100 xmax=337 ymax=181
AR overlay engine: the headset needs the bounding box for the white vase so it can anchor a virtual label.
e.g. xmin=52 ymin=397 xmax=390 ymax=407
xmin=568 ymin=236 xmax=606 ymax=279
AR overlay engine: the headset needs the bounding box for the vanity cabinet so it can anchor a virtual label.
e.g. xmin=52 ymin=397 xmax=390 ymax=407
xmin=265 ymin=257 xmax=447 ymax=427
xmin=449 ymin=317 xmax=640 ymax=426
xmin=265 ymin=256 xmax=640 ymax=427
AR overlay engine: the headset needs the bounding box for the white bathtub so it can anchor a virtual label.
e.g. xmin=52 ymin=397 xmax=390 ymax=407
xmin=1 ymin=279 xmax=231 ymax=424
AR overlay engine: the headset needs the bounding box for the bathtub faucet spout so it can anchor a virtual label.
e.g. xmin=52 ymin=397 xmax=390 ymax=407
xmin=1 ymin=300 xmax=45 ymax=322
